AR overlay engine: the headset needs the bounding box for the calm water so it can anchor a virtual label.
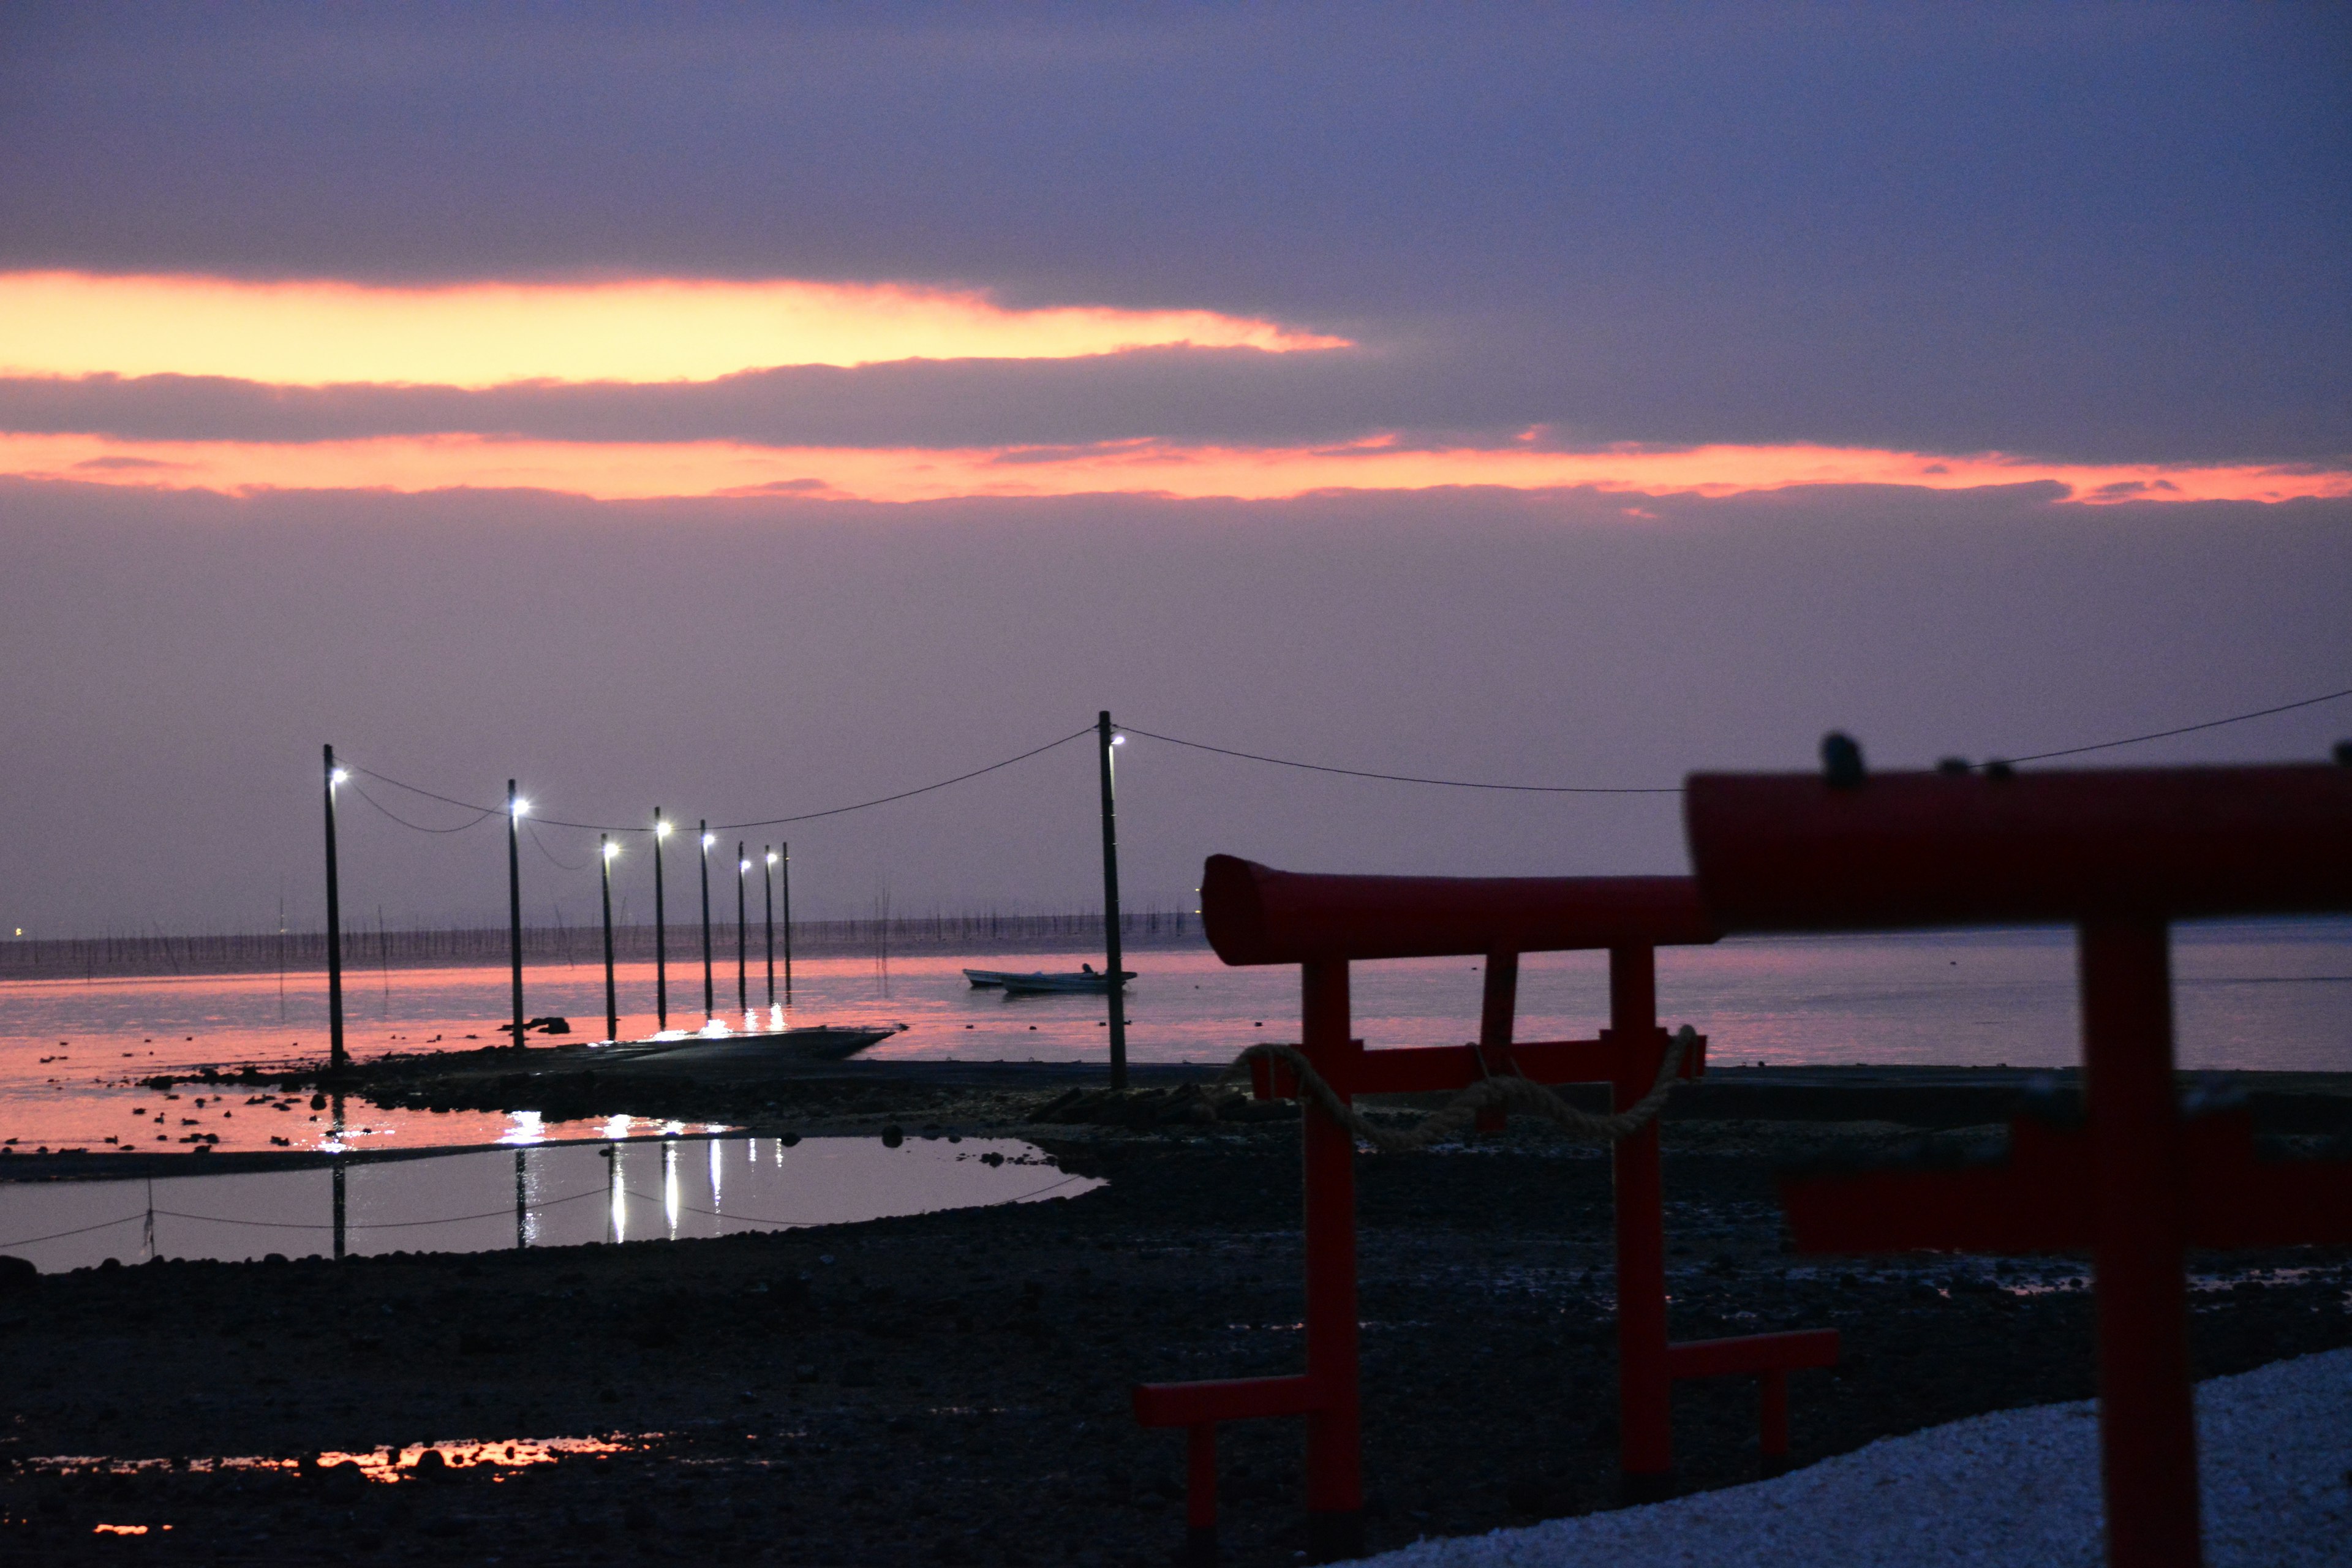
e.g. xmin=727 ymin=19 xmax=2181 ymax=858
xmin=3 ymin=921 xmax=2348 ymax=1155
xmin=0 ymin=1133 xmax=1095 ymax=1271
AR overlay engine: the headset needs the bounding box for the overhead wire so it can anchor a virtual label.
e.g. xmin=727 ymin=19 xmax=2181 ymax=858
xmin=332 ymin=682 xmax=2351 ymax=848
xmin=349 ymin=783 xmax=496 ymax=834
xmin=1118 ymin=724 xmax=1680 ymax=793
xmin=1994 ymin=684 xmax=2352 ymax=766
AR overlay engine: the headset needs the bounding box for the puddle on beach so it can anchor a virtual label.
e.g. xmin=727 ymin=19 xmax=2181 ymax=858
xmin=0 ymin=1133 xmax=1098 ymax=1272
xmin=29 ymin=1433 xmax=636 ymax=1483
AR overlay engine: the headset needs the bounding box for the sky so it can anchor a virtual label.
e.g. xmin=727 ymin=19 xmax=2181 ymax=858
xmin=1 ymin=3 xmax=2347 ymax=935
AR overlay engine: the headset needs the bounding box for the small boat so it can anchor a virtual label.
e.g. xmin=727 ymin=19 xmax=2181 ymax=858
xmin=598 ymin=1022 xmax=907 ymax=1063
xmin=987 ymin=963 xmax=1136 ymax=995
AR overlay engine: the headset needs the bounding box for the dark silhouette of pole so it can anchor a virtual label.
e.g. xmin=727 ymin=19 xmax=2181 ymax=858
xmin=1098 ymin=710 xmax=1128 ymax=1090
xmin=763 ymin=847 xmax=777 ymax=1008
xmin=322 ymin=744 xmax=347 ymax=1075
xmin=781 ymin=841 xmax=794 ymax=1003
xmin=506 ymin=780 xmax=524 ymax=1050
xmin=514 ymin=1148 xmax=529 ymax=1251
xmin=736 ymin=843 xmax=749 ymax=1015
xmin=600 ymin=835 xmax=619 ymax=1042
xmin=699 ymin=821 xmax=714 ymax=1022
xmin=653 ymin=809 xmax=669 ymax=1030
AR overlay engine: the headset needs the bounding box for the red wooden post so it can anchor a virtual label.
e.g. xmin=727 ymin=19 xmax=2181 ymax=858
xmin=1758 ymin=1370 xmax=1789 ymax=1469
xmin=1610 ymin=943 xmax=1674 ymax=1493
xmin=1186 ymin=1423 xmax=1218 ymax=1560
xmin=1301 ymin=958 xmax=1364 ymax=1559
xmin=2081 ymin=919 xmax=2198 ymax=1567
xmin=1134 ymin=858 xmax=1833 ymax=1558
xmin=1687 ymin=758 xmax=2352 ymax=1568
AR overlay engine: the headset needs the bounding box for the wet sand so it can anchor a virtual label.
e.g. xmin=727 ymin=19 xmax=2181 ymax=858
xmin=4 ymin=1079 xmax=2349 ymax=1565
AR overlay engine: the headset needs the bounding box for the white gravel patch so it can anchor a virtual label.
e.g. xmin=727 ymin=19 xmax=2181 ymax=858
xmin=1366 ymin=1348 xmax=2352 ymax=1567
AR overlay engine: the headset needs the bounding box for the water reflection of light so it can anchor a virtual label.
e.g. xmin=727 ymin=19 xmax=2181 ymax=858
xmin=501 ymin=1111 xmax=545 ymax=1146
xmin=708 ymin=1136 xmax=722 ymax=1208
xmin=607 ymin=1145 xmax=624 ymax=1243
xmin=663 ymin=1141 xmax=679 ymax=1238
xmin=696 ymin=1017 xmax=731 ymax=1038
xmin=601 ymin=1115 xmax=631 ymax=1142
xmin=768 ymin=1003 xmax=785 ymax=1030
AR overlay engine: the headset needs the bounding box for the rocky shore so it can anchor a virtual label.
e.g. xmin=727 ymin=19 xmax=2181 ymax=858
xmin=4 ymin=1079 xmax=2350 ymax=1565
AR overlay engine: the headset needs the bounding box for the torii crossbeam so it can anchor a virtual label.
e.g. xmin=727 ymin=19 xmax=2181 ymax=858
xmin=1685 ymin=758 xmax=2352 ymax=1568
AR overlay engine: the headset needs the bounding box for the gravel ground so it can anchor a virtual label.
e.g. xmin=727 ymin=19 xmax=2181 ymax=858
xmin=3 ymin=1104 xmax=2348 ymax=1565
xmin=1364 ymin=1347 xmax=2352 ymax=1567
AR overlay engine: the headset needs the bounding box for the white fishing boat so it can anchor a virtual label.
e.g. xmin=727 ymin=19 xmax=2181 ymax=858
xmin=965 ymin=963 xmax=1135 ymax=995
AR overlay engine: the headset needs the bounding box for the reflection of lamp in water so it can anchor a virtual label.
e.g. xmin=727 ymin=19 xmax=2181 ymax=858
xmin=330 ymin=1092 xmax=348 ymax=1261
xmin=663 ymin=1139 xmax=680 ymax=1238
xmin=709 ymin=1136 xmax=723 ymax=1210
xmin=607 ymin=1142 xmax=624 ymax=1244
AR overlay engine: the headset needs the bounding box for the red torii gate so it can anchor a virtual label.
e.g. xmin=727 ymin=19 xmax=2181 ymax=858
xmin=1685 ymin=758 xmax=2352 ymax=1568
xmin=1130 ymin=855 xmax=1838 ymax=1562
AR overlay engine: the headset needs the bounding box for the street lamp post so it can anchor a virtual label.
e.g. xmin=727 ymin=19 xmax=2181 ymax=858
xmin=780 ymin=841 xmax=794 ymax=1005
xmin=736 ymin=844 xmax=750 ymax=1017
xmin=699 ymin=823 xmax=715 ymax=1023
xmin=600 ymin=836 xmax=620 ymax=1042
xmin=323 ymin=745 xmax=349 ymax=1075
xmin=506 ymin=782 xmax=527 ymax=1050
xmin=763 ymin=848 xmax=778 ymax=1009
xmin=653 ymin=810 xmax=672 ymax=1030
xmin=1097 ymin=712 xmax=1128 ymax=1090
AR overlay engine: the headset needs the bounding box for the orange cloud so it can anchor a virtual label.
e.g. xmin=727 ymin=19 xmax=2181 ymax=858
xmin=2 ymin=431 xmax=2343 ymax=505
xmin=0 ymin=271 xmax=1349 ymax=387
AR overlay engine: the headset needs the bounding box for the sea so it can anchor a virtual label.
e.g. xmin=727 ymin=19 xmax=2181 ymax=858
xmin=4 ymin=919 xmax=2348 ymax=1159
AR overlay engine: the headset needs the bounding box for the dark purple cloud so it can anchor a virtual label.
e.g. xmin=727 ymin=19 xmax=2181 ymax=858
xmin=1 ymin=4 xmax=2344 ymax=464
xmin=4 ymin=477 xmax=2347 ymax=934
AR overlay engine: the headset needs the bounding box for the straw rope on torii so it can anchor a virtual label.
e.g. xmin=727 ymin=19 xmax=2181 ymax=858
xmin=1220 ymin=1024 xmax=1696 ymax=1154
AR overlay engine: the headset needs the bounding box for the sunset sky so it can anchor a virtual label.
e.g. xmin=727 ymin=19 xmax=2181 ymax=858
xmin=2 ymin=4 xmax=2347 ymax=934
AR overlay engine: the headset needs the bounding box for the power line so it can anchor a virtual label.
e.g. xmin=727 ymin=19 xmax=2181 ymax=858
xmin=1995 ymin=684 xmax=2352 ymax=766
xmin=1128 ymin=682 xmax=2352 ymax=791
xmin=1118 ymin=725 xmax=1680 ymax=793
xmin=333 ymin=681 xmax=2352 ymax=848
xmin=339 ymin=728 xmax=1092 ymax=838
xmin=525 ymin=820 xmax=591 ymax=873
xmin=349 ymin=783 xmax=496 ymax=834
xmin=714 ymin=728 xmax=1093 ymax=829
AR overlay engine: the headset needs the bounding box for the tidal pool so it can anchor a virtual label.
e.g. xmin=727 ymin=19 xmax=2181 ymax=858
xmin=0 ymin=1133 xmax=1097 ymax=1272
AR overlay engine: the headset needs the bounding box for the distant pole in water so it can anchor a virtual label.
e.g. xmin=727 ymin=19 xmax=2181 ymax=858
xmin=322 ymin=744 xmax=347 ymax=1075
xmin=653 ymin=809 xmax=671 ymax=1030
xmin=506 ymin=781 xmax=526 ymax=1050
xmin=600 ymin=835 xmax=620 ymax=1042
xmin=1098 ymin=710 xmax=1128 ymax=1091
xmin=699 ymin=822 xmax=715 ymax=1022
xmin=763 ymin=848 xmax=778 ymax=1006
xmin=781 ymin=841 xmax=794 ymax=1004
xmin=734 ymin=846 xmax=752 ymax=1020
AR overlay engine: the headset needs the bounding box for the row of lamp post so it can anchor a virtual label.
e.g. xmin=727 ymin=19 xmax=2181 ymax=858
xmin=322 ymin=747 xmax=797 ymax=1060
xmin=318 ymin=714 xmax=1121 ymax=1076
